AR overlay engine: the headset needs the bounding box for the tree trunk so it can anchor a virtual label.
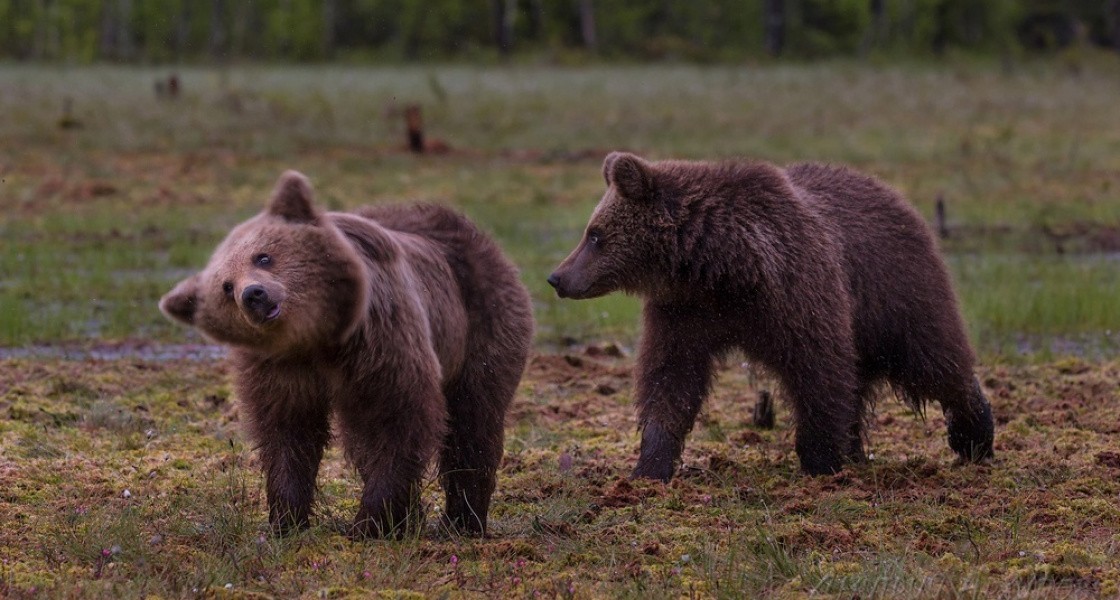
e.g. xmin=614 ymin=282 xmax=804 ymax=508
xmin=763 ymin=0 xmax=785 ymax=57
xmin=31 ymin=0 xmax=47 ymax=60
xmin=43 ymin=0 xmax=61 ymax=59
xmin=1107 ymin=0 xmax=1120 ymax=52
xmin=116 ymin=0 xmax=132 ymax=60
xmin=860 ymin=0 xmax=885 ymax=56
xmin=526 ymin=0 xmax=543 ymax=41
xmin=210 ymin=0 xmax=226 ymax=60
xmin=493 ymin=0 xmax=512 ymax=56
xmin=322 ymin=0 xmax=337 ymax=58
xmin=175 ymin=0 xmax=190 ymax=61
xmin=99 ymin=0 xmax=118 ymax=60
xmin=578 ymin=0 xmax=597 ymax=51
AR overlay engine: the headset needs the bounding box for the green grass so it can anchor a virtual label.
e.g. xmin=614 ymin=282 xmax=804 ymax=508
xmin=2 ymin=60 xmax=1119 ymax=356
xmin=954 ymin=254 xmax=1120 ymax=357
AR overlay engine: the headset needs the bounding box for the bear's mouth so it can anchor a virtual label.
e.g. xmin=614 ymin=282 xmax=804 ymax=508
xmin=243 ymin=300 xmax=282 ymax=325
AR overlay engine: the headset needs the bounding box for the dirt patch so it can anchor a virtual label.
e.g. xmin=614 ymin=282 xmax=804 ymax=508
xmin=597 ymin=478 xmax=662 ymax=509
xmin=1095 ymin=451 xmax=1120 ymax=469
xmin=526 ymin=353 xmax=631 ymax=384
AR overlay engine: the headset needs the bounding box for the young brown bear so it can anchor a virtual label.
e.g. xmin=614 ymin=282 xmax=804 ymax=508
xmin=548 ymin=152 xmax=994 ymax=480
xmin=161 ymin=171 xmax=533 ymax=537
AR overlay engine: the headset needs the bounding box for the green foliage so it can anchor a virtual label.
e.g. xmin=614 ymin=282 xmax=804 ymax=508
xmin=790 ymin=0 xmax=872 ymax=56
xmin=863 ymin=0 xmax=1022 ymax=55
xmin=0 ymin=0 xmax=1116 ymax=62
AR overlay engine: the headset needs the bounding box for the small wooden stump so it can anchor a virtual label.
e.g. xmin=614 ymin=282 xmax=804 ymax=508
xmin=935 ymin=193 xmax=949 ymax=239
xmin=58 ymin=97 xmax=81 ymax=130
xmin=752 ymin=390 xmax=775 ymax=430
xmin=404 ymin=104 xmax=425 ymax=153
xmin=155 ymin=74 xmax=181 ymax=100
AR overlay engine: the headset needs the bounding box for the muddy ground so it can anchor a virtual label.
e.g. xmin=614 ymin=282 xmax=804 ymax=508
xmin=1 ymin=348 xmax=1118 ymax=598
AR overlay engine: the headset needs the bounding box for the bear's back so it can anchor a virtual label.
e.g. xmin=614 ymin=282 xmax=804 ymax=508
xmin=786 ymin=163 xmax=920 ymax=229
xmin=354 ymin=203 xmax=475 ymax=242
xmin=348 ymin=203 xmax=533 ymax=349
xmin=349 ymin=203 xmax=507 ymax=292
xmin=784 ymin=162 xmax=964 ymax=368
xmin=785 ymin=162 xmax=939 ymax=264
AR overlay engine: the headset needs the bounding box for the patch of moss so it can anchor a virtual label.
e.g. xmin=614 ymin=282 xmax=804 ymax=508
xmin=3 ymin=356 xmax=1120 ymax=597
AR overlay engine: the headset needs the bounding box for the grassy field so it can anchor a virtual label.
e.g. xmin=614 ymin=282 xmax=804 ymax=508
xmin=2 ymin=60 xmax=1120 ymax=352
xmin=1 ymin=60 xmax=1120 ymax=598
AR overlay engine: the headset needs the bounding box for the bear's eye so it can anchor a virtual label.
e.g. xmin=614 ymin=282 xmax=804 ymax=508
xmin=222 ymin=281 xmax=234 ymax=298
xmin=587 ymin=231 xmax=601 ymax=246
xmin=254 ymin=253 xmax=272 ymax=267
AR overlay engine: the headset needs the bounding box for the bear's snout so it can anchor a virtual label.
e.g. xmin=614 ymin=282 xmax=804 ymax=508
xmin=241 ymin=284 xmax=281 ymax=324
xmin=547 ymin=271 xmax=573 ymax=299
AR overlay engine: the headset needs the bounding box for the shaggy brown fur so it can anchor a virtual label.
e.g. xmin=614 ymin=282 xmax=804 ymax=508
xmin=161 ymin=171 xmax=533 ymax=537
xmin=548 ymin=152 xmax=994 ymax=480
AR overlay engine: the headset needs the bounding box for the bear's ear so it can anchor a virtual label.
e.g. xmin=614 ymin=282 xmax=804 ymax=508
xmin=159 ymin=276 xmax=198 ymax=325
xmin=267 ymin=170 xmax=321 ymax=224
xmin=603 ymin=152 xmax=654 ymax=202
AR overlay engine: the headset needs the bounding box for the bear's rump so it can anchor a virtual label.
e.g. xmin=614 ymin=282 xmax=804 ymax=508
xmin=793 ymin=172 xmax=973 ymax=385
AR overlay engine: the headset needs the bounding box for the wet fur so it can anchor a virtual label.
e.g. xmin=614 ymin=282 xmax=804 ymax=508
xmin=550 ymin=154 xmax=995 ymax=480
xmin=162 ymin=173 xmax=533 ymax=537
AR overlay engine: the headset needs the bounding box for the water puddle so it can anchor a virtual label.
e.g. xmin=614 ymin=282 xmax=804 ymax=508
xmin=0 ymin=341 xmax=226 ymax=361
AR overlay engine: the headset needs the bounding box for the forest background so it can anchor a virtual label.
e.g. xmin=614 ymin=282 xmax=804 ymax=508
xmin=3 ymin=0 xmax=1120 ymax=64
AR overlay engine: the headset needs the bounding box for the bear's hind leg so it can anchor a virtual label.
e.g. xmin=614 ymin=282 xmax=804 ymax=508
xmin=438 ymin=366 xmax=519 ymax=536
xmin=889 ymin=308 xmax=995 ymax=463
xmin=844 ymin=381 xmax=878 ymax=465
xmin=340 ymin=378 xmax=446 ymax=539
xmin=785 ymin=371 xmax=862 ymax=476
xmin=896 ymin=369 xmax=994 ymax=464
xmin=941 ymin=376 xmax=994 ymax=463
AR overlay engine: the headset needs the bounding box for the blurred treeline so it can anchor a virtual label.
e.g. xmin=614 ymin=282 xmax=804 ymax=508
xmin=1 ymin=0 xmax=1118 ymax=62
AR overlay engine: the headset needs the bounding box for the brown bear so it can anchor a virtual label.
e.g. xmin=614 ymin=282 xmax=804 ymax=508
xmin=548 ymin=152 xmax=994 ymax=480
xmin=160 ymin=171 xmax=533 ymax=537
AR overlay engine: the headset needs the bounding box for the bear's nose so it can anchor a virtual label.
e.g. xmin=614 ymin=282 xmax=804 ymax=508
xmin=241 ymin=284 xmax=269 ymax=306
xmin=546 ymin=273 xmax=561 ymax=289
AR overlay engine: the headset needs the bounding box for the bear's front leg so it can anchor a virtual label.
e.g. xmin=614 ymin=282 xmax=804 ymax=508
xmin=631 ymin=305 xmax=717 ymax=482
xmin=259 ymin=435 xmax=330 ymax=533
xmin=236 ymin=361 xmax=334 ymax=534
xmin=242 ymin=398 xmax=332 ymax=534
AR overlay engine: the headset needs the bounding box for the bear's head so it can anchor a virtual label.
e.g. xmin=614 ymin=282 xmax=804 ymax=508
xmin=548 ymin=152 xmax=672 ymax=299
xmin=160 ymin=171 xmax=369 ymax=355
